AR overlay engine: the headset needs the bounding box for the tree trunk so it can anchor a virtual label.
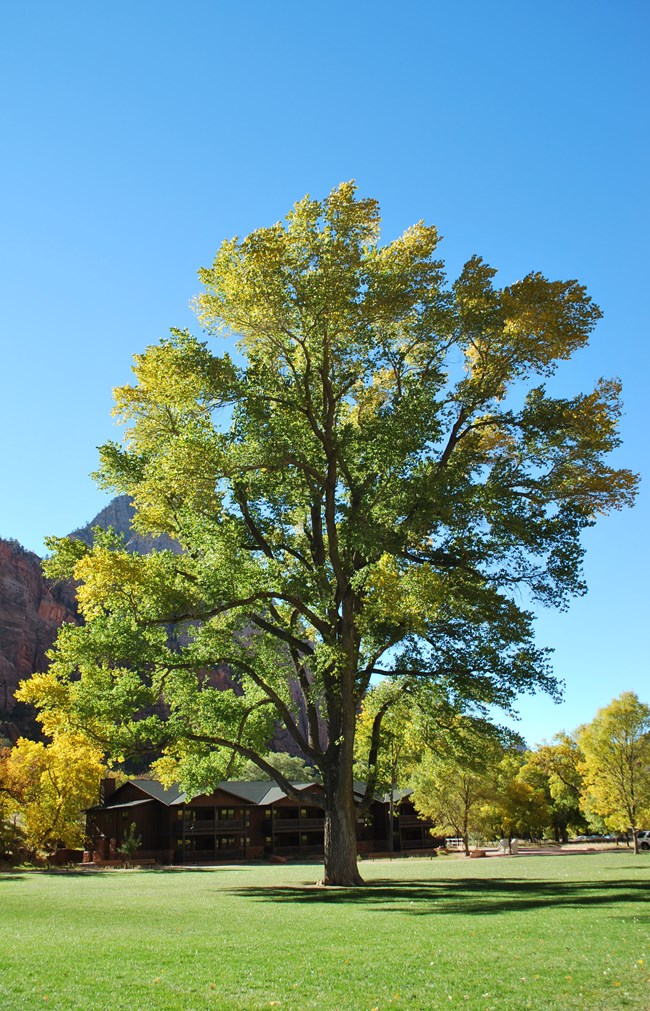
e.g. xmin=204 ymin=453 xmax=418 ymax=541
xmin=320 ymin=762 xmax=365 ymax=886
xmin=388 ymin=785 xmax=395 ymax=853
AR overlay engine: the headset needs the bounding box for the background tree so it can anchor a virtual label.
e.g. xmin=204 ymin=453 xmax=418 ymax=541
xmin=0 ymin=747 xmax=26 ymax=861
xmin=409 ymin=719 xmax=507 ymax=854
xmin=230 ymin=751 xmax=319 ymax=783
xmin=354 ymin=681 xmax=430 ymax=851
xmin=118 ymin=821 xmax=142 ymax=868
xmin=519 ymin=734 xmax=587 ymax=842
xmin=21 ymin=183 xmax=637 ymax=885
xmin=1 ymin=733 xmax=106 ymax=855
xmin=577 ymin=692 xmax=650 ymax=852
xmin=479 ymin=753 xmax=550 ymax=847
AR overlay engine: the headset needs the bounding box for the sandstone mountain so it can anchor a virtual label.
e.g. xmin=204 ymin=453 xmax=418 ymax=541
xmin=0 ymin=539 xmax=77 ymax=742
xmin=69 ymin=495 xmax=180 ymax=554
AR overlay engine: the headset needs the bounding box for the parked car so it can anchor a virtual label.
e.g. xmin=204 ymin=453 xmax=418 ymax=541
xmin=637 ymin=830 xmax=650 ymax=851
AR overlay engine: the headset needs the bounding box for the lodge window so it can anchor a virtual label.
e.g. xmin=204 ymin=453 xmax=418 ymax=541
xmin=217 ymin=836 xmax=238 ymax=849
xmin=217 ymin=808 xmax=238 ymax=820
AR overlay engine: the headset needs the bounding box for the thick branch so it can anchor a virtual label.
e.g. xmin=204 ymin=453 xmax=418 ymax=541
xmin=140 ymin=590 xmax=328 ymax=641
xmin=289 ymin=644 xmax=324 ymax=754
xmin=224 ymin=698 xmax=276 ymax=778
xmin=249 ymin=613 xmax=315 ymax=656
xmin=357 ymin=697 xmax=398 ymax=814
xmin=438 ymin=407 xmax=468 ymax=468
xmin=221 ymin=656 xmax=322 ymax=762
xmin=185 ymin=733 xmax=325 ymax=808
xmin=234 ymin=489 xmax=275 ymax=559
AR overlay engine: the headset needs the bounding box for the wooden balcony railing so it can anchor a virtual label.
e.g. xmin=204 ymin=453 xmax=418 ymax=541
xmin=175 ymin=819 xmax=245 ymax=834
xmin=273 ymin=817 xmax=324 ymax=831
xmin=398 ymin=814 xmax=433 ymax=828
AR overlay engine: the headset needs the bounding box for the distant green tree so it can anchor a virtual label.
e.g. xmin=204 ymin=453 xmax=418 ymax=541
xmin=409 ymin=718 xmax=514 ymax=855
xmin=354 ymin=681 xmax=430 ymax=850
xmin=411 ymin=758 xmax=489 ymax=856
xmin=118 ymin=822 xmax=142 ymax=868
xmin=236 ymin=751 xmax=319 ymax=783
xmin=479 ymin=755 xmax=550 ymax=846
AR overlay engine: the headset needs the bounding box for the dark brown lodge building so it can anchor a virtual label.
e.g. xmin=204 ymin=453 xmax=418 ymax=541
xmin=87 ymin=778 xmax=438 ymax=864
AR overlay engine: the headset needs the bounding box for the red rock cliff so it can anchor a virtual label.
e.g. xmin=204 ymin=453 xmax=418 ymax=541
xmin=0 ymin=539 xmax=78 ymax=737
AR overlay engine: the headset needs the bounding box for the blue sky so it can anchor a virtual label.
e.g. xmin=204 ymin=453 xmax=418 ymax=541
xmin=0 ymin=1 xmax=647 ymax=745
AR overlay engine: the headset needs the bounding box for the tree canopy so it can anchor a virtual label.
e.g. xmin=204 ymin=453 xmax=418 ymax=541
xmin=578 ymin=692 xmax=650 ymax=851
xmin=409 ymin=716 xmax=511 ymax=854
xmin=519 ymin=733 xmax=587 ymax=842
xmin=21 ymin=182 xmax=637 ymax=884
xmin=0 ymin=733 xmax=106 ymax=854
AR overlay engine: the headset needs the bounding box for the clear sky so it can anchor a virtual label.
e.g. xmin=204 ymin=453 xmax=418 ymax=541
xmin=0 ymin=1 xmax=647 ymax=746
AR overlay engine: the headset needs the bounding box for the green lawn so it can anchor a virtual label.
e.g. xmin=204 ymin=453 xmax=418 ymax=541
xmin=1 ymin=852 xmax=649 ymax=1011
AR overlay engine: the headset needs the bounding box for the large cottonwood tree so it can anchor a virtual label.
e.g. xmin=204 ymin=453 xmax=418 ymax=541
xmin=23 ymin=183 xmax=637 ymax=884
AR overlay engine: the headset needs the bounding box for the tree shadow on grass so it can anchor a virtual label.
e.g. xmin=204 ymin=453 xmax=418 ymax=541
xmin=0 ymin=864 xmax=255 ymax=880
xmin=229 ymin=877 xmax=650 ymax=916
xmin=32 ymin=865 xmax=248 ymax=877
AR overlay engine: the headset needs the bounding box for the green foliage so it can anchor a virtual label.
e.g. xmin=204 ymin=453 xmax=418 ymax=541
xmin=118 ymin=821 xmax=142 ymax=867
xmin=235 ymin=751 xmax=319 ymax=782
xmin=410 ymin=757 xmax=493 ymax=853
xmin=353 ymin=679 xmax=429 ymax=794
xmin=578 ymin=691 xmax=650 ymax=843
xmin=20 ymin=183 xmax=637 ymax=882
xmin=479 ymin=753 xmax=551 ymax=843
xmin=520 ymin=734 xmax=587 ymax=841
xmin=408 ymin=718 xmax=518 ymax=851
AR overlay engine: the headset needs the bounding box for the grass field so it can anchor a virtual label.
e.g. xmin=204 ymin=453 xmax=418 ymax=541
xmin=1 ymin=851 xmax=649 ymax=1011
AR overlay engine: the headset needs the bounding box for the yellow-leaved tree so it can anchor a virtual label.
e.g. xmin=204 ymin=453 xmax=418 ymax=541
xmin=3 ymin=733 xmax=106 ymax=855
xmin=578 ymin=692 xmax=650 ymax=853
xmin=0 ymin=746 xmax=25 ymax=859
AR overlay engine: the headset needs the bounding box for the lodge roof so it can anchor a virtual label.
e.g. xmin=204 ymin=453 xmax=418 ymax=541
xmin=92 ymin=777 xmax=383 ymax=812
xmin=130 ymin=779 xmax=185 ymax=804
xmin=87 ymin=797 xmax=155 ymax=812
xmin=93 ymin=777 xmax=327 ymax=811
xmin=386 ymin=788 xmax=415 ymax=803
